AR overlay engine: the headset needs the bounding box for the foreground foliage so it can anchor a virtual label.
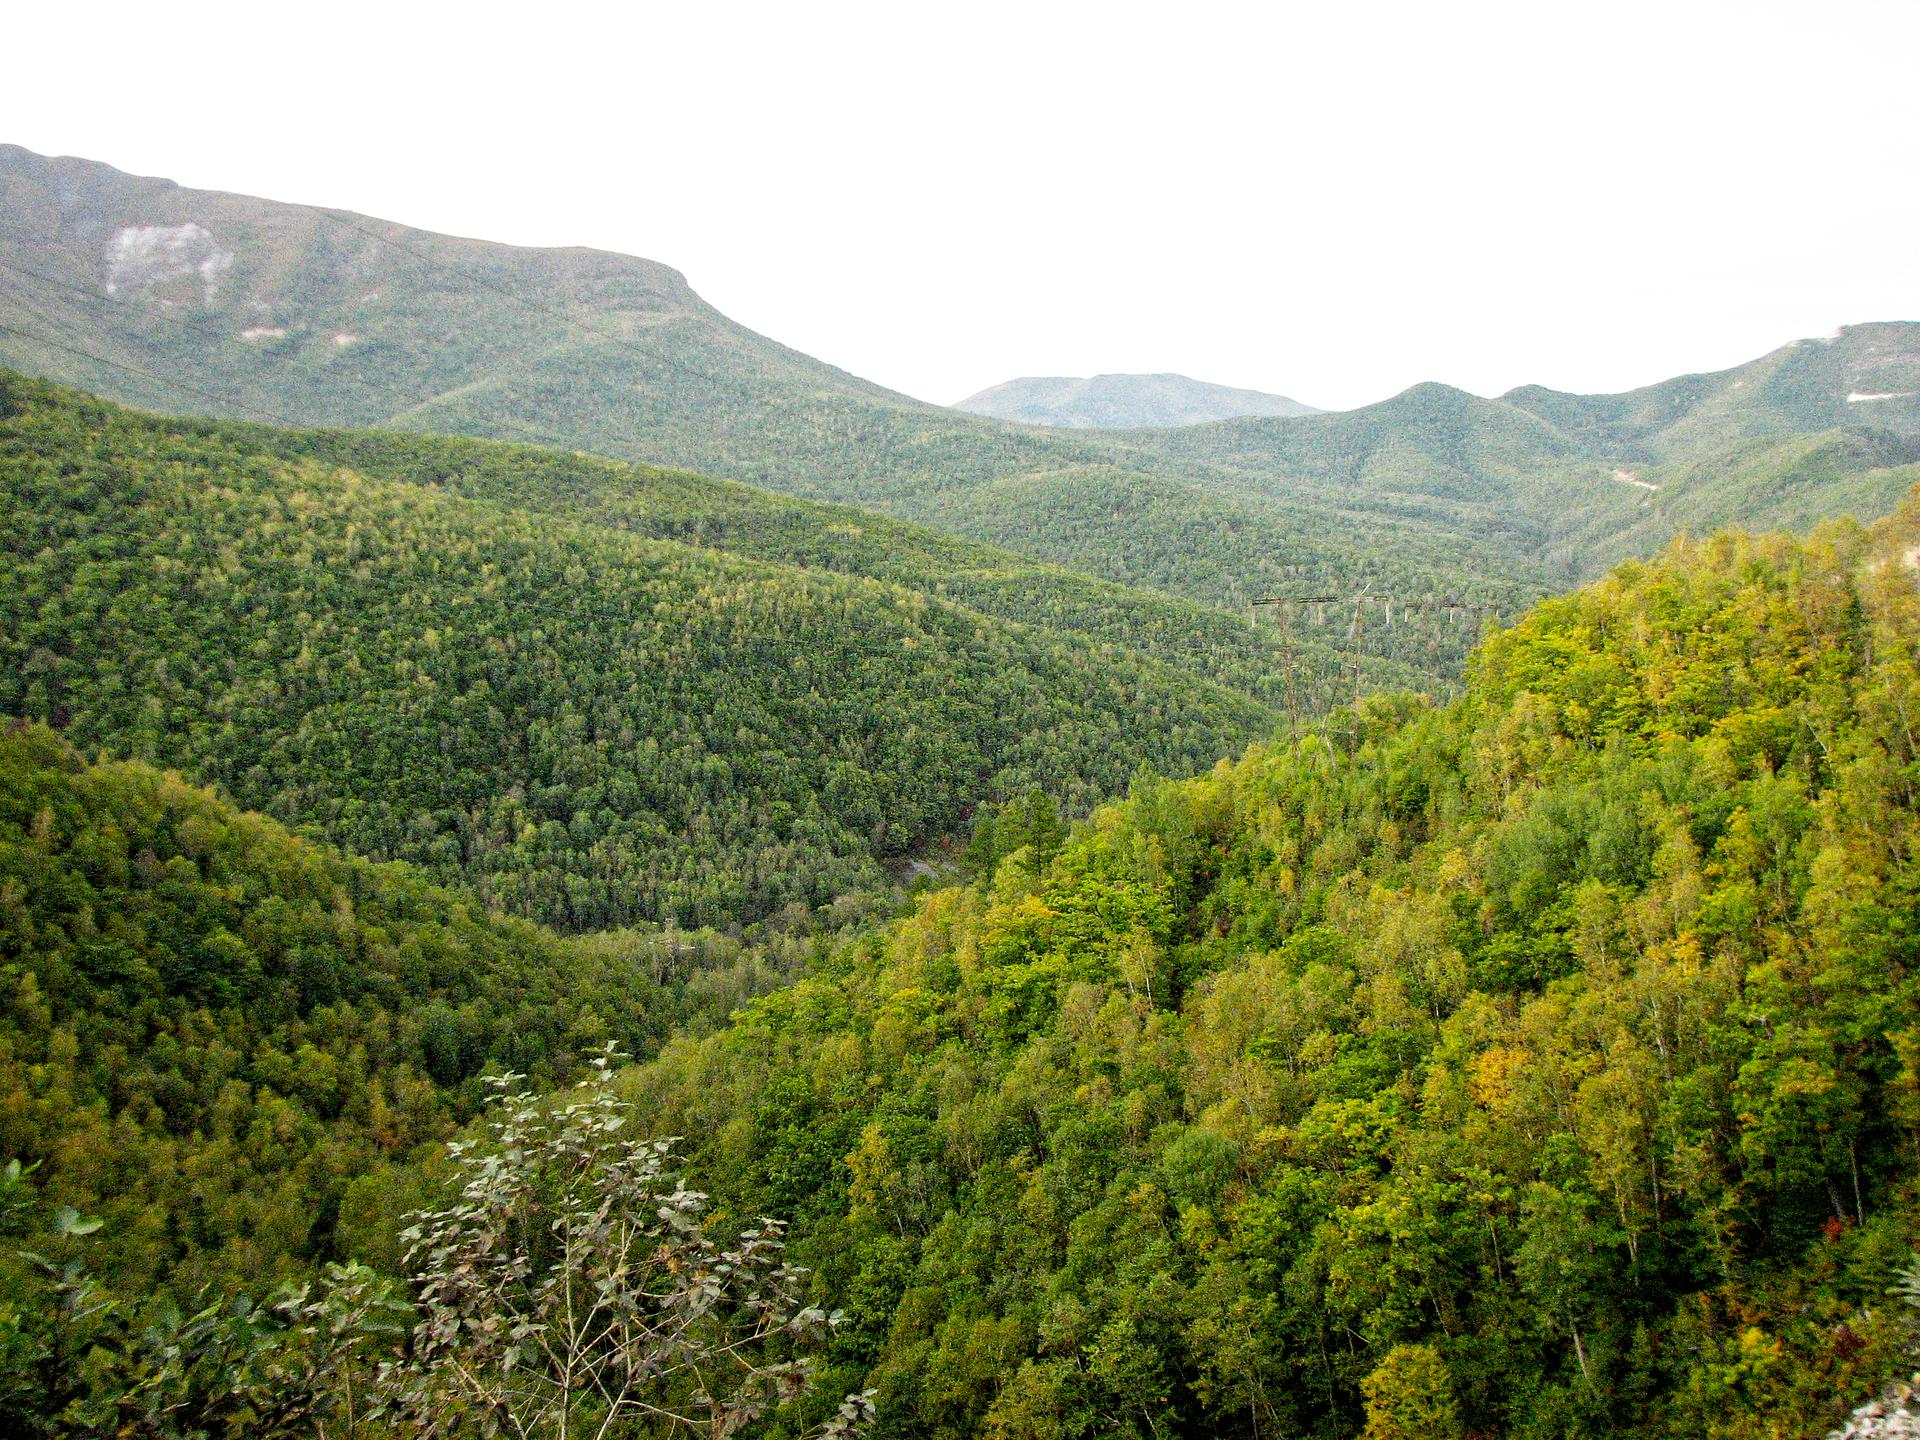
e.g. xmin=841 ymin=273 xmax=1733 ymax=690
xmin=0 ymin=1062 xmax=875 ymax=1439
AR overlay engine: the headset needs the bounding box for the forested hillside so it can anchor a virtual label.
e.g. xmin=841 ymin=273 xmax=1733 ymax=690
xmin=0 ymin=720 xmax=788 ymax=1303
xmin=1502 ymin=322 xmax=1920 ymax=460
xmin=221 ymin=417 xmax=1460 ymax=705
xmin=7 ymin=145 xmax=1915 ymax=636
xmin=1137 ymin=378 xmax=1920 ymax=582
xmin=5 ymin=447 xmax=1920 ymax=1435
xmin=0 ymin=374 xmax=1282 ymax=930
xmin=606 ymin=494 xmax=1920 ymax=1439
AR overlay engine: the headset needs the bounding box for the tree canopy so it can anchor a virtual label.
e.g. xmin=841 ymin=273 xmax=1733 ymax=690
xmin=608 ymin=497 xmax=1920 ymax=1439
xmin=0 ymin=373 xmax=1281 ymax=930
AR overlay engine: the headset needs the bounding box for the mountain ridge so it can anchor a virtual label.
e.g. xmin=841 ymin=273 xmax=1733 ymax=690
xmin=1500 ymin=322 xmax=1920 ymax=459
xmin=4 ymin=142 xmax=1918 ymax=627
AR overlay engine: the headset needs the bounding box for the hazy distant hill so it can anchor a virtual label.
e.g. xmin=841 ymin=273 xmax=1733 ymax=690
xmin=3 ymin=142 xmax=1916 ymax=616
xmin=1501 ymin=323 xmax=1920 ymax=458
xmin=953 ymin=372 xmax=1320 ymax=428
xmin=1134 ymin=361 xmax=1920 ymax=577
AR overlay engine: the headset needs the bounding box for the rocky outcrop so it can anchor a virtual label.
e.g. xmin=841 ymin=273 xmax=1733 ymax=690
xmin=1830 ymin=1372 xmax=1920 ymax=1439
xmin=103 ymin=222 xmax=233 ymax=304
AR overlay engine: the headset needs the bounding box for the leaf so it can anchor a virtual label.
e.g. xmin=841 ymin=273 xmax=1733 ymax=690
xmin=53 ymin=1205 xmax=104 ymax=1237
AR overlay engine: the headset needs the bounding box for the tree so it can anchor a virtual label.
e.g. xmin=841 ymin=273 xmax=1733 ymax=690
xmin=386 ymin=1050 xmax=875 ymax=1440
xmin=1359 ymin=1343 xmax=1463 ymax=1440
xmin=0 ymin=1171 xmax=401 ymax=1440
xmin=1513 ymin=1182 xmax=1614 ymax=1390
xmin=0 ymin=1062 xmax=877 ymax=1440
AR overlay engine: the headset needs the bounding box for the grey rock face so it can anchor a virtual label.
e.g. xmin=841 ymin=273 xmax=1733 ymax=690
xmin=103 ymin=222 xmax=233 ymax=304
xmin=1831 ymin=1373 xmax=1920 ymax=1439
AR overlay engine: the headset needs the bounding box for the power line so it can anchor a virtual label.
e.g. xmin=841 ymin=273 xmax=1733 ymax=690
xmin=0 ymin=319 xmax=307 ymax=427
xmin=0 ymin=257 xmax=584 ymax=452
xmin=1250 ymin=593 xmax=1500 ymax=613
xmin=309 ymin=209 xmax=734 ymax=392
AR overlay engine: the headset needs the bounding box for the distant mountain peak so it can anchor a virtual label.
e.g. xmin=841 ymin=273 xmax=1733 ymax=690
xmin=954 ymin=372 xmax=1319 ymax=430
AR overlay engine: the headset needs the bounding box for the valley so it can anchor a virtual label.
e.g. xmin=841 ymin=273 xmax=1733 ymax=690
xmin=1 ymin=135 xmax=1917 ymax=1440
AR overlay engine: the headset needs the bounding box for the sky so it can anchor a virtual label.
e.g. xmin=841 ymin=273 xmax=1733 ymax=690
xmin=8 ymin=0 xmax=1918 ymax=411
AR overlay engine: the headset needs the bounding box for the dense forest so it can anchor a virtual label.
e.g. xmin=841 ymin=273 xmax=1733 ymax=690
xmin=0 ymin=720 xmax=793 ymax=1304
xmin=2 ymin=473 xmax=1919 ymax=1433
xmin=220 ymin=414 xmax=1474 ymax=701
xmin=902 ymin=464 xmax=1533 ymax=626
xmin=0 ymin=374 xmax=1288 ymax=930
xmin=607 ymin=495 xmax=1920 ymax=1438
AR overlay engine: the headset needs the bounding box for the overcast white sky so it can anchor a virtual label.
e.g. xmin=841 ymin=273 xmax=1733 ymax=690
xmin=9 ymin=0 xmax=1918 ymax=410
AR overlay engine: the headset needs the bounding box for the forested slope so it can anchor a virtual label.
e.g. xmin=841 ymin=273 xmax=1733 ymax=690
xmin=0 ymin=374 xmax=1278 ymax=930
xmin=1553 ymin=427 xmax=1920 ymax=575
xmin=0 ymin=720 xmax=787 ymax=1302
xmin=612 ymin=494 xmax=1920 ymax=1439
xmin=1128 ymin=377 xmax=1920 ymax=583
xmin=1502 ymin=322 xmax=1920 ymax=459
xmin=221 ymin=419 xmax=1453 ymax=705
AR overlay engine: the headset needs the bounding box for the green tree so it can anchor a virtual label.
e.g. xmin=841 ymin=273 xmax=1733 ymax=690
xmin=1360 ymin=1344 xmax=1463 ymax=1440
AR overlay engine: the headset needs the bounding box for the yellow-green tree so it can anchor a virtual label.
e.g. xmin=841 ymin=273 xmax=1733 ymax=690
xmin=1360 ymin=1344 xmax=1463 ymax=1440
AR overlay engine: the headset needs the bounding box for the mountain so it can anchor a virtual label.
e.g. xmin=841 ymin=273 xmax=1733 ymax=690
xmin=953 ymin=372 xmax=1320 ymax=428
xmin=0 ymin=140 xmax=1077 ymax=502
xmin=1133 ymin=372 xmax=1920 ymax=578
xmin=0 ymin=372 xmax=1289 ymax=931
xmin=1502 ymin=323 xmax=1920 ymax=460
xmin=3 ymin=143 xmax=1916 ymax=636
xmin=0 ymin=144 xmax=1526 ymax=636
